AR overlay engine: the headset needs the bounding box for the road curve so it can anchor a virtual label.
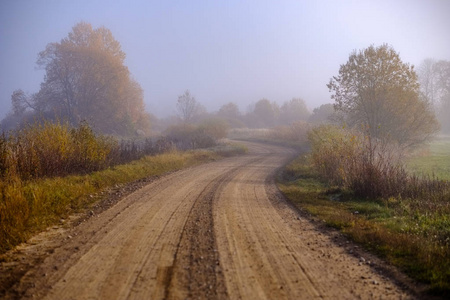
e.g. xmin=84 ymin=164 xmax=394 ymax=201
xmin=15 ymin=142 xmax=413 ymax=299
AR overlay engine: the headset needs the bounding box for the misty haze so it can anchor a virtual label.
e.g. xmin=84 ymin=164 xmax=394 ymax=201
xmin=0 ymin=1 xmax=449 ymax=299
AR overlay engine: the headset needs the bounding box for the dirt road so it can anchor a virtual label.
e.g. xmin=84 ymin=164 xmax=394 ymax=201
xmin=2 ymin=142 xmax=414 ymax=299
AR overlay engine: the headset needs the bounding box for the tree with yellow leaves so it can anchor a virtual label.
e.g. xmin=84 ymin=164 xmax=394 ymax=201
xmin=328 ymin=44 xmax=439 ymax=150
xmin=10 ymin=22 xmax=150 ymax=136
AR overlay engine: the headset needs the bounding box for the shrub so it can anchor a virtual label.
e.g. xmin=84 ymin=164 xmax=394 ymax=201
xmin=308 ymin=125 xmax=450 ymax=199
xmin=197 ymin=118 xmax=229 ymax=140
xmin=269 ymin=121 xmax=310 ymax=147
xmin=0 ymin=121 xmax=117 ymax=180
xmin=308 ymin=125 xmax=362 ymax=186
xmin=165 ymin=120 xmax=228 ymax=150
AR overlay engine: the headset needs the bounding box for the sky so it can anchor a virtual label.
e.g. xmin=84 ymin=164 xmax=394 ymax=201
xmin=1 ymin=0 xmax=450 ymax=118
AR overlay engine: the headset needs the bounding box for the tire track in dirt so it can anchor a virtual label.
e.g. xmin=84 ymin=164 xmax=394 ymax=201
xmin=213 ymin=143 xmax=414 ymax=299
xmin=12 ymin=149 xmax=265 ymax=300
xmin=165 ymin=158 xmax=262 ymax=300
xmin=2 ymin=142 xmax=416 ymax=299
xmin=129 ymin=156 xmax=265 ymax=300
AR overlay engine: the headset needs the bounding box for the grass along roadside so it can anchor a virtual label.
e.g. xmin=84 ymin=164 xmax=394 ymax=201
xmin=278 ymin=154 xmax=450 ymax=297
xmin=406 ymin=136 xmax=450 ymax=181
xmin=0 ymin=144 xmax=247 ymax=254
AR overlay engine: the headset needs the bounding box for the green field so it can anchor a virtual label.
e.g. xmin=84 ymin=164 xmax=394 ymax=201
xmin=406 ymin=136 xmax=450 ymax=180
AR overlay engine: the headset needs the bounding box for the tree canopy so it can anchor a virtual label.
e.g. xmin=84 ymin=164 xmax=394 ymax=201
xmin=418 ymin=59 xmax=450 ymax=133
xmin=252 ymin=99 xmax=279 ymax=127
xmin=328 ymin=44 xmax=439 ymax=149
xmin=308 ymin=103 xmax=335 ymax=124
xmin=8 ymin=22 xmax=151 ymax=135
xmin=279 ymin=98 xmax=309 ymax=125
xmin=176 ymin=90 xmax=204 ymax=123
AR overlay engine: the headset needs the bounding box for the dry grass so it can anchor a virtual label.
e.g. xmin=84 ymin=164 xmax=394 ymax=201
xmin=0 ymin=121 xmax=247 ymax=254
xmin=229 ymin=122 xmax=311 ymax=150
xmin=308 ymin=125 xmax=450 ymax=200
xmin=0 ymin=121 xmax=116 ymax=180
xmin=279 ymin=153 xmax=450 ymax=297
xmin=0 ymin=150 xmax=221 ymax=253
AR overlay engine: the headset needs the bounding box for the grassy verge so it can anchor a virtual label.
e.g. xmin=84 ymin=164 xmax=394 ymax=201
xmin=406 ymin=136 xmax=450 ymax=181
xmin=278 ymin=154 xmax=450 ymax=297
xmin=0 ymin=145 xmax=246 ymax=254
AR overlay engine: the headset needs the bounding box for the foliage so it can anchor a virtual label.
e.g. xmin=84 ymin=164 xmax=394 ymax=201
xmin=418 ymin=59 xmax=450 ymax=133
xmin=0 ymin=149 xmax=226 ymax=254
xmin=418 ymin=59 xmax=450 ymax=107
xmin=242 ymin=98 xmax=311 ymax=129
xmin=176 ymin=90 xmax=203 ymax=123
xmin=308 ymin=125 xmax=362 ymax=186
xmin=165 ymin=118 xmax=229 ymax=150
xmin=197 ymin=118 xmax=229 ymax=140
xmin=0 ymin=121 xmax=178 ymax=182
xmin=308 ymin=103 xmax=336 ymax=124
xmin=217 ymin=102 xmax=245 ymax=128
xmin=8 ymin=22 xmax=151 ymax=136
xmin=328 ymin=44 xmax=439 ymax=150
xmin=308 ymin=125 xmax=450 ymax=199
xmin=217 ymin=102 xmax=240 ymax=119
xmin=268 ymin=121 xmax=311 ymax=148
xmin=255 ymin=98 xmax=279 ymax=127
xmin=0 ymin=118 xmax=245 ymax=253
xmin=278 ymin=98 xmax=310 ymax=125
xmin=0 ymin=121 xmax=116 ymax=180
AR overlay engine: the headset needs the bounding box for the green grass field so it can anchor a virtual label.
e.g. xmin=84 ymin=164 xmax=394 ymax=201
xmin=406 ymin=136 xmax=450 ymax=180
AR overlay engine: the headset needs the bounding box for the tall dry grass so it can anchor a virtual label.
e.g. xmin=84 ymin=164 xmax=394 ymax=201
xmin=308 ymin=125 xmax=450 ymax=200
xmin=280 ymin=149 xmax=450 ymax=295
xmin=0 ymin=149 xmax=224 ymax=253
xmin=0 ymin=121 xmax=179 ymax=181
xmin=0 ymin=121 xmax=116 ymax=180
xmin=0 ymin=120 xmax=247 ymax=253
xmin=268 ymin=121 xmax=311 ymax=148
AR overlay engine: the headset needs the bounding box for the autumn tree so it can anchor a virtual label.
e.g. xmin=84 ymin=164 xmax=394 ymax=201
xmin=217 ymin=102 xmax=244 ymax=128
xmin=418 ymin=59 xmax=450 ymax=133
xmin=176 ymin=90 xmax=202 ymax=123
xmin=218 ymin=102 xmax=240 ymax=120
xmin=328 ymin=44 xmax=439 ymax=150
xmin=11 ymin=90 xmax=29 ymax=116
xmin=418 ymin=59 xmax=440 ymax=107
xmin=308 ymin=103 xmax=336 ymax=124
xmin=252 ymin=98 xmax=279 ymax=127
xmin=279 ymin=98 xmax=310 ymax=125
xmin=9 ymin=22 xmax=150 ymax=135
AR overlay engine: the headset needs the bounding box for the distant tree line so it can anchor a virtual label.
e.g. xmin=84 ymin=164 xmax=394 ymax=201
xmin=162 ymin=89 xmax=333 ymax=132
xmin=3 ymin=21 xmax=447 ymax=145
xmin=417 ymin=59 xmax=450 ymax=134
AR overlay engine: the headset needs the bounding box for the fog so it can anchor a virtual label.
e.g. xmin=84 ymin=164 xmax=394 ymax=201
xmin=1 ymin=0 xmax=450 ymax=119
